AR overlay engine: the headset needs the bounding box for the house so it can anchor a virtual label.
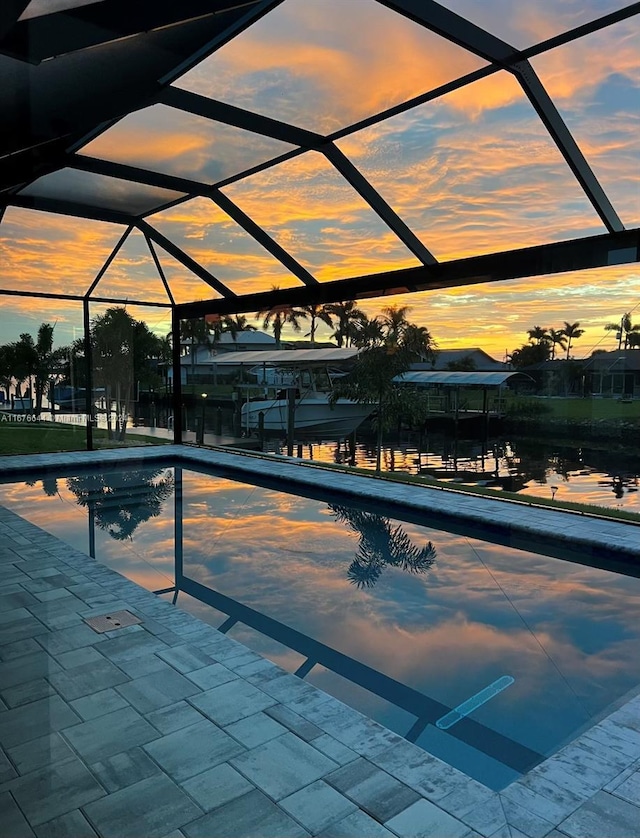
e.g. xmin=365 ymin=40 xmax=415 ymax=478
xmin=170 ymin=331 xmax=279 ymax=386
xmin=411 ymin=347 xmax=507 ymax=372
xmin=582 ymin=350 xmax=640 ymax=398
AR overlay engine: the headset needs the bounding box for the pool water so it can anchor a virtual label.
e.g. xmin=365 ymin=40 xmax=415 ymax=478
xmin=1 ymin=464 xmax=640 ymax=791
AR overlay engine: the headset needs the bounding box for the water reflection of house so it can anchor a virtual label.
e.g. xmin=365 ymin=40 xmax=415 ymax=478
xmin=583 ymin=350 xmax=640 ymax=398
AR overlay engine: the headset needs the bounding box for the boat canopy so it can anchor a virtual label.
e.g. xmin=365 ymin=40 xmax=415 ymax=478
xmin=394 ymin=371 xmax=522 ymax=386
xmin=212 ymin=348 xmax=359 ymax=366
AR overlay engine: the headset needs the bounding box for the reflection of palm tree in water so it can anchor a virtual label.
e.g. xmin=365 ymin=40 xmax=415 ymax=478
xmin=330 ymin=505 xmax=436 ymax=588
xmin=67 ymin=468 xmax=174 ymax=540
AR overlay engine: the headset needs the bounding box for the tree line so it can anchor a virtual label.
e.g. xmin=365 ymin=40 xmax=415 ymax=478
xmin=509 ymin=312 xmax=639 ymax=369
xmin=0 ymin=309 xmax=168 ymax=440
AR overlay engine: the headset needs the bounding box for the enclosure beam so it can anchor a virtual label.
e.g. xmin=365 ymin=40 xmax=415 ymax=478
xmin=85 ymin=225 xmax=134 ymax=298
xmin=378 ymin=0 xmax=624 ymax=233
xmin=158 ymin=87 xmax=326 ymax=150
xmin=138 ymin=220 xmax=236 ymax=299
xmin=83 ymin=298 xmax=94 ymax=452
xmin=175 ymin=228 xmax=640 ymax=319
xmin=324 ymin=144 xmax=437 ymax=266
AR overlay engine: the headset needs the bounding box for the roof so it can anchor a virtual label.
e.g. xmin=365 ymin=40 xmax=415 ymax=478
xmin=582 ymin=350 xmax=640 ymax=372
xmin=413 ymin=349 xmax=506 ymax=372
xmin=1 ymin=2 xmax=637 ymax=319
xmin=211 ymin=348 xmax=359 ymax=366
xmin=215 ymin=331 xmax=276 ymax=347
xmin=394 ymin=371 xmax=522 ymax=386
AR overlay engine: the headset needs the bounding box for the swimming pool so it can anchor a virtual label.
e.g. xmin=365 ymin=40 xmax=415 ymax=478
xmin=1 ymin=463 xmax=639 ymax=791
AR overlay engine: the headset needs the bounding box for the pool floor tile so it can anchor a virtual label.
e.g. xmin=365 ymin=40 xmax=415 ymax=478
xmin=230 ymin=732 xmax=338 ymax=800
xmin=143 ymin=719 xmax=246 ymax=782
xmin=181 ymin=788 xmax=310 ymax=838
xmin=83 ymin=774 xmax=202 ymax=838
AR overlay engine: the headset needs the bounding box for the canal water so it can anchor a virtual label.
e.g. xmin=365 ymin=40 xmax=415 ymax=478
xmin=261 ymin=431 xmax=640 ymax=512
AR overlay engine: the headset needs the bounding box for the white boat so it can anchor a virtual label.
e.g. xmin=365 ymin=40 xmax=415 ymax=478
xmin=241 ymin=391 xmax=372 ymax=438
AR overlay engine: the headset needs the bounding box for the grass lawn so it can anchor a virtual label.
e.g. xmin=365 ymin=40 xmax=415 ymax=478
xmin=0 ymin=423 xmax=169 ymax=456
xmin=506 ymin=395 xmax=640 ymax=421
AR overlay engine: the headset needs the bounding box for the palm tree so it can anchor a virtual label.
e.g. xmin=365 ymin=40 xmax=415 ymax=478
xmin=300 ymin=304 xmax=333 ymax=346
xmin=352 ymin=315 xmax=385 ymax=349
xmin=527 ymin=326 xmax=550 ymax=346
xmin=380 ymin=305 xmax=411 ymax=345
xmin=91 ymin=307 xmax=164 ymax=440
xmin=257 ymin=288 xmax=307 ymax=348
xmin=326 ymin=300 xmax=366 ymax=347
xmin=33 ymin=323 xmax=65 ymax=415
xmin=11 ymin=333 xmax=38 ymax=401
xmin=222 ymin=314 xmax=257 ymax=342
xmin=0 ymin=344 xmax=15 ymax=405
xmin=401 ymin=324 xmax=436 ymax=362
xmin=180 ymin=317 xmax=209 ymax=381
xmin=604 ymin=313 xmax=640 ymax=350
xmin=548 ymin=328 xmax=567 ymax=361
xmin=562 ymin=321 xmax=584 ymax=360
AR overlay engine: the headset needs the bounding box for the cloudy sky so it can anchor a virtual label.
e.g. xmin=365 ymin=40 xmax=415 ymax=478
xmin=1 ymin=0 xmax=638 ymax=358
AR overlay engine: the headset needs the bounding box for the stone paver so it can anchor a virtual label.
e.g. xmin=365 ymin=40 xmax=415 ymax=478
xmin=83 ymin=774 xmax=202 ymax=838
xmin=558 ymin=789 xmax=640 ymax=838
xmin=280 ymin=779 xmax=357 ymax=834
xmin=143 ymin=719 xmax=245 ymax=782
xmin=9 ymin=757 xmax=105 ymax=827
xmin=231 ymin=732 xmax=338 ymax=799
xmin=189 ymin=678 xmax=277 ymax=726
xmin=61 ymin=706 xmax=159 ymax=764
xmin=180 ymin=763 xmax=253 ymax=812
xmin=181 ymin=789 xmax=310 ymax=838
xmin=385 ymin=797 xmax=471 ymax=837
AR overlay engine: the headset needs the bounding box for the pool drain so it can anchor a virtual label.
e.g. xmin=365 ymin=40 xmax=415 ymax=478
xmin=85 ymin=610 xmax=142 ymax=633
